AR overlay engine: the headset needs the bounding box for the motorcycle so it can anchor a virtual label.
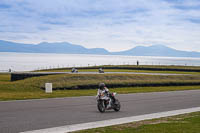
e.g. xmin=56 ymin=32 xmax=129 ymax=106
xmin=97 ymin=92 xmax=121 ymax=113
xmin=71 ymin=68 xmax=78 ymax=73
xmin=99 ymin=68 xmax=104 ymax=73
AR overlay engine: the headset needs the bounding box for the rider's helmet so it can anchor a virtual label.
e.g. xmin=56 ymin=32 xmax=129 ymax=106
xmin=99 ymin=83 xmax=105 ymax=90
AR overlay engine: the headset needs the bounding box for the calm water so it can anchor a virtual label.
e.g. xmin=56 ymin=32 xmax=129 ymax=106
xmin=0 ymin=52 xmax=200 ymax=72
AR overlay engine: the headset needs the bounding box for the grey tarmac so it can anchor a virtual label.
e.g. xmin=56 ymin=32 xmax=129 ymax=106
xmin=0 ymin=90 xmax=200 ymax=133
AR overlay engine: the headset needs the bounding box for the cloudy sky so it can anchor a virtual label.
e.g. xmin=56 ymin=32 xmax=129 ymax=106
xmin=0 ymin=0 xmax=200 ymax=52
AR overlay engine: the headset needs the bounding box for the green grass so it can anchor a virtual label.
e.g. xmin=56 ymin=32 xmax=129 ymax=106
xmin=73 ymin=112 xmax=200 ymax=133
xmin=102 ymin=65 xmax=200 ymax=71
xmin=104 ymin=69 xmax=199 ymax=74
xmin=6 ymin=73 xmax=200 ymax=89
xmin=1 ymin=72 xmax=200 ymax=100
xmin=1 ymin=85 xmax=200 ymax=101
xmin=0 ymin=73 xmax=10 ymax=82
xmin=1 ymin=72 xmax=200 ymax=101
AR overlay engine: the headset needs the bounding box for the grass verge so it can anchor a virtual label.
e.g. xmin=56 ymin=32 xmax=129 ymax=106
xmin=1 ymin=85 xmax=200 ymax=101
xmin=1 ymin=73 xmax=200 ymax=101
xmin=5 ymin=73 xmax=200 ymax=89
xmin=72 ymin=111 xmax=200 ymax=133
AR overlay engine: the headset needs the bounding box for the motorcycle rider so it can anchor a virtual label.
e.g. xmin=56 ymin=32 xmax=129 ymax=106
xmin=97 ymin=83 xmax=112 ymax=109
xmin=99 ymin=68 xmax=104 ymax=73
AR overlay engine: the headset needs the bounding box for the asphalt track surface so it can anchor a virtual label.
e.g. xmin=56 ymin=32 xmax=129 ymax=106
xmin=0 ymin=90 xmax=200 ymax=133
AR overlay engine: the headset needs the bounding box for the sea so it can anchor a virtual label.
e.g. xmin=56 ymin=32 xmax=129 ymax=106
xmin=0 ymin=52 xmax=200 ymax=72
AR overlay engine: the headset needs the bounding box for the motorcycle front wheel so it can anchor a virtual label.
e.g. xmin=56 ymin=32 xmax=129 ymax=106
xmin=97 ymin=100 xmax=106 ymax=113
xmin=113 ymin=99 xmax=121 ymax=112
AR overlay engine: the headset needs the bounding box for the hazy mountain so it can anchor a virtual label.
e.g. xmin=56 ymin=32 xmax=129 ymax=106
xmin=0 ymin=40 xmax=35 ymax=53
xmin=1 ymin=40 xmax=200 ymax=57
xmin=0 ymin=40 xmax=109 ymax=54
xmin=112 ymin=45 xmax=200 ymax=57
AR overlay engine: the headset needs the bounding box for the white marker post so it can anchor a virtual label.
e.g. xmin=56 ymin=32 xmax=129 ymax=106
xmin=45 ymin=83 xmax=52 ymax=93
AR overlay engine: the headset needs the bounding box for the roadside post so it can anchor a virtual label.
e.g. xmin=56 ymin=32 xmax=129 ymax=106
xmin=45 ymin=83 xmax=52 ymax=93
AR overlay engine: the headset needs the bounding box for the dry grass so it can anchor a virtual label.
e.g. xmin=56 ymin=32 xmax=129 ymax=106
xmin=1 ymin=73 xmax=200 ymax=101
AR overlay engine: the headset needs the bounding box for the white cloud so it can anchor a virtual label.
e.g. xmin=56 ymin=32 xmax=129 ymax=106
xmin=0 ymin=0 xmax=200 ymax=52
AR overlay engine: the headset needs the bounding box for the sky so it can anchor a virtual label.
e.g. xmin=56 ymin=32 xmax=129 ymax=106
xmin=0 ymin=0 xmax=200 ymax=52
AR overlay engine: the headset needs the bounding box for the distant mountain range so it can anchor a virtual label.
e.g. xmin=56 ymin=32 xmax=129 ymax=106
xmin=0 ymin=40 xmax=200 ymax=57
xmin=113 ymin=45 xmax=200 ymax=57
xmin=0 ymin=40 xmax=109 ymax=54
